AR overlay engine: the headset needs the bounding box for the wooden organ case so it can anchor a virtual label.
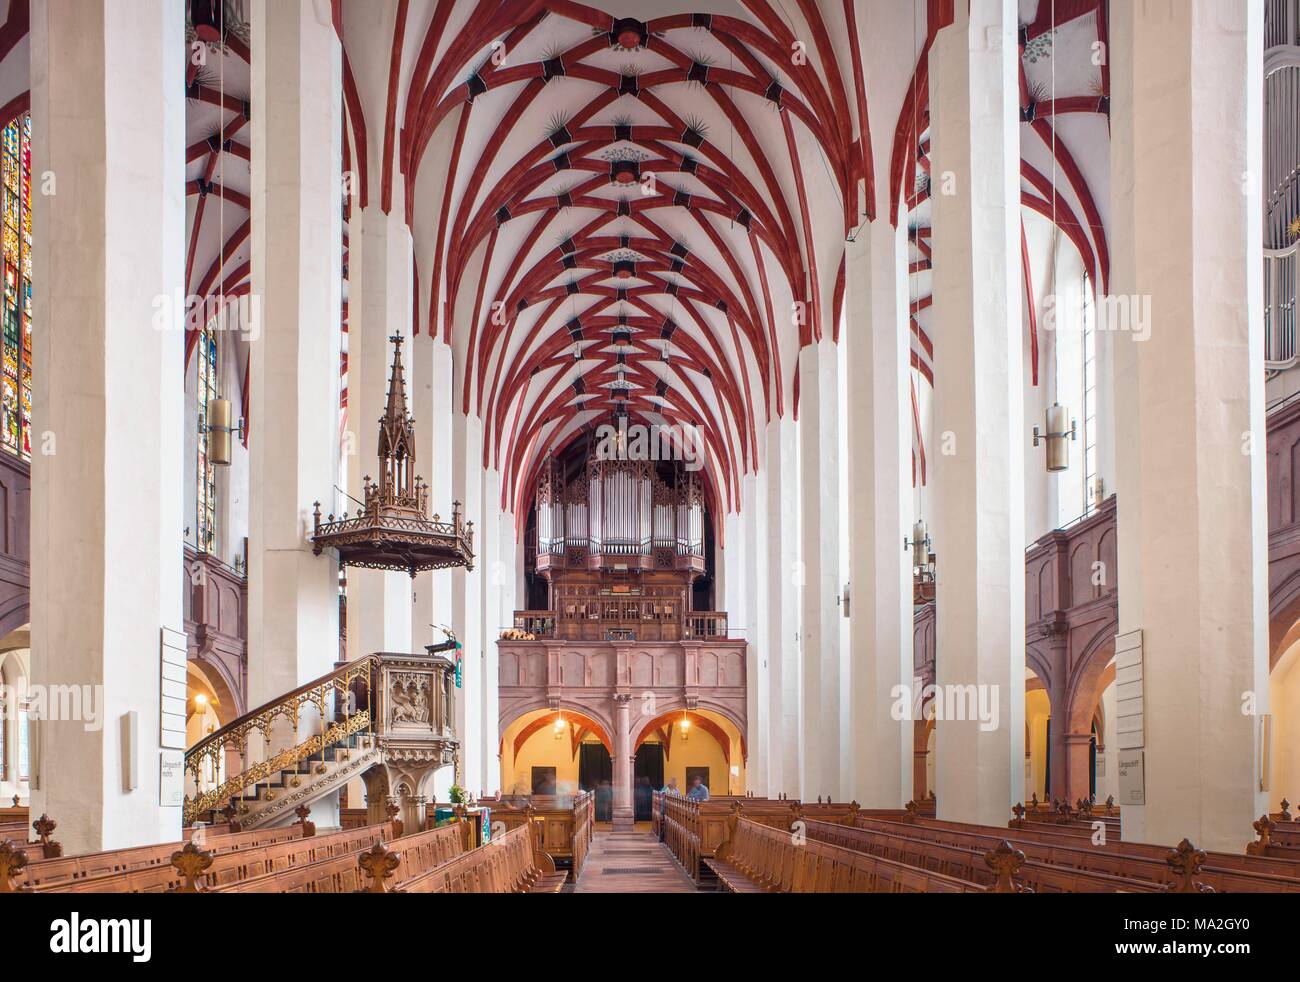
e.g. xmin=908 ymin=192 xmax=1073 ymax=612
xmin=522 ymin=450 xmax=724 ymax=642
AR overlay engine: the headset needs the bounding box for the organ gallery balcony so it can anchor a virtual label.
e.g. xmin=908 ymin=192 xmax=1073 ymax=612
xmin=512 ymin=607 xmax=729 ymax=643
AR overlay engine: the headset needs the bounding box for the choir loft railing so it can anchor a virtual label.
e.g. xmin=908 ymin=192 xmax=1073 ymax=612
xmin=512 ymin=607 xmax=729 ymax=642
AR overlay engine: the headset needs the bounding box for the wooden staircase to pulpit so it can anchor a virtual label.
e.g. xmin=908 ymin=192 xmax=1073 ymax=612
xmin=185 ymin=645 xmax=460 ymax=831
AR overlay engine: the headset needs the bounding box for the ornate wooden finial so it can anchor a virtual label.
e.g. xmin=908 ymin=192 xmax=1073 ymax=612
xmin=984 ymin=841 xmax=1029 ymax=893
xmin=32 ymin=815 xmax=62 ymax=858
xmin=1011 ymin=802 xmax=1026 ymax=827
xmin=0 ymin=839 xmax=29 ymax=893
xmin=1247 ymin=814 xmax=1275 ymax=856
xmin=295 ymin=804 xmax=316 ymax=838
xmin=1054 ymin=799 xmax=1073 ymax=824
xmin=1029 ymin=792 xmax=1039 ymax=811
xmin=170 ymin=841 xmax=213 ymax=893
xmin=1104 ymin=794 xmax=1115 ymax=815
xmin=1076 ymin=797 xmax=1093 ymax=818
xmin=10 ymin=795 xmax=17 ymax=808
xmin=1163 ymin=839 xmax=1214 ymax=893
xmin=1281 ymin=798 xmax=1292 ymax=822
xmin=358 ymin=842 xmax=401 ymax=893
xmin=904 ymin=799 xmax=918 ymax=822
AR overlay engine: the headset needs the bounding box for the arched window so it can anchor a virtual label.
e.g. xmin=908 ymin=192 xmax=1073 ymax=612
xmin=0 ymin=113 xmax=31 ymax=460
xmin=196 ymin=324 xmax=218 ymax=552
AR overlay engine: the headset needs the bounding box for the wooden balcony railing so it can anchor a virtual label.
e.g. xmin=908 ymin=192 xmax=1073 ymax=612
xmin=511 ymin=609 xmax=730 ymax=642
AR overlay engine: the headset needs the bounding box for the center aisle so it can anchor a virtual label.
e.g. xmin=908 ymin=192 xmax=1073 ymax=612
xmin=572 ymin=830 xmax=701 ymax=893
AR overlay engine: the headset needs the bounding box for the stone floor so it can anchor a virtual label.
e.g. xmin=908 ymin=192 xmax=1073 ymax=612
xmin=572 ymin=829 xmax=700 ymax=893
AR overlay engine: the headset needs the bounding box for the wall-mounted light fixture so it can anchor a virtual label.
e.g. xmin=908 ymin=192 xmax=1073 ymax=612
xmin=904 ymin=520 xmax=931 ymax=573
xmin=1033 ymin=403 xmax=1077 ymax=473
xmin=206 ymin=398 xmax=245 ymax=466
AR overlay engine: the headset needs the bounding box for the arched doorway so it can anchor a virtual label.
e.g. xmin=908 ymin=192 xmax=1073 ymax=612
xmin=500 ymin=707 xmax=614 ymax=800
xmin=633 ymin=708 xmax=746 ymax=802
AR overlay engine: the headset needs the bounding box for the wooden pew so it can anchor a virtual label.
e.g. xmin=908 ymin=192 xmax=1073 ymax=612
xmin=807 ymin=818 xmax=1163 ymax=893
xmin=1247 ymin=814 xmax=1300 ymax=861
xmin=900 ymin=815 xmax=1300 ymax=891
xmin=218 ymin=822 xmax=467 ymax=893
xmin=656 ymin=793 xmax=869 ymax=881
xmin=396 ymin=822 xmax=567 ymax=894
xmin=704 ymin=817 xmax=987 ymax=893
xmin=26 ymin=823 xmax=389 ymax=894
xmin=8 ymin=822 xmax=317 ymax=891
xmin=478 ymin=792 xmax=593 ymax=881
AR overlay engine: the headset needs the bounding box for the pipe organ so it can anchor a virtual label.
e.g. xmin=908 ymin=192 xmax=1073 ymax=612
xmin=523 ymin=449 xmax=717 ymax=642
xmin=536 ymin=456 xmax=705 ymax=565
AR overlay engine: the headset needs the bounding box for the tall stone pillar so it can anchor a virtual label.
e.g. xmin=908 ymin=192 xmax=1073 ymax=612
xmin=1110 ymin=0 xmax=1267 ymax=850
xmin=246 ymin=0 xmax=342 ymax=712
xmin=765 ymin=418 xmax=799 ymax=795
xmin=846 ymin=211 xmax=914 ymax=808
xmin=452 ymin=414 xmax=484 ymax=791
xmin=929 ymin=0 xmax=1026 ymax=825
xmin=346 ymin=200 xmax=414 ymax=660
xmin=742 ymin=473 xmax=768 ymax=795
xmin=798 ymin=341 xmax=842 ymax=800
xmin=612 ymin=693 xmax=634 ymax=829
xmin=28 ymin=0 xmax=186 ymax=853
xmin=411 ymin=336 xmax=456 ymax=645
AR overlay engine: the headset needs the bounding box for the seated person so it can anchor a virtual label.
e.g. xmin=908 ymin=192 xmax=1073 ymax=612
xmin=686 ymin=775 xmax=710 ymax=802
xmin=660 ymin=777 xmax=681 ymax=795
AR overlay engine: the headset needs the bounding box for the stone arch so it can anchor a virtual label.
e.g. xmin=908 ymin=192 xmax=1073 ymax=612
xmin=1063 ymin=622 xmax=1119 ymax=733
xmin=498 ymin=694 xmax=616 ymax=746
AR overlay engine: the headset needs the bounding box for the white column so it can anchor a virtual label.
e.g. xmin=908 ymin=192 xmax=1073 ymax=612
xmin=28 ymin=0 xmax=185 ymax=853
xmin=346 ymin=201 xmax=413 ymax=660
xmin=248 ymin=0 xmax=342 ymax=703
xmin=742 ymin=473 xmax=767 ymax=794
xmin=479 ymin=466 xmax=503 ymax=793
xmin=766 ymin=418 xmax=799 ymax=795
xmin=1111 ymin=0 xmax=1267 ymax=850
xmin=452 ymin=413 xmax=484 ymax=791
xmin=798 ymin=340 xmax=843 ymax=800
xmin=411 ymin=336 xmax=456 ymax=645
xmin=612 ymin=693 xmax=634 ymax=828
xmin=846 ymin=216 xmax=914 ymax=807
xmin=929 ymin=0 xmax=1026 ymax=825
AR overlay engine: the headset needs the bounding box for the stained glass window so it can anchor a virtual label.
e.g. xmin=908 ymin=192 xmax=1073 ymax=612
xmin=197 ymin=325 xmax=218 ymax=552
xmin=0 ymin=113 xmax=31 ymax=460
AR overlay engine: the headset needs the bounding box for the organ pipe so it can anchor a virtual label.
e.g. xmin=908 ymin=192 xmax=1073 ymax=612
xmin=536 ymin=452 xmax=706 ymax=560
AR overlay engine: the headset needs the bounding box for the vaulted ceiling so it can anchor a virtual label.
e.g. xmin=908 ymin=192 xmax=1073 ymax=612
xmin=0 ymin=0 xmax=1114 ymax=522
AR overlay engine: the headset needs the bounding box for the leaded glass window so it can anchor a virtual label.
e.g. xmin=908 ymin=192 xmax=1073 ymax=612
xmin=0 ymin=114 xmax=31 ymax=460
xmin=197 ymin=326 xmax=218 ymax=551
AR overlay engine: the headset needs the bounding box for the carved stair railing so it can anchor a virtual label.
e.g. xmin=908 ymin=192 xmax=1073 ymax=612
xmin=183 ymin=656 xmax=379 ymax=826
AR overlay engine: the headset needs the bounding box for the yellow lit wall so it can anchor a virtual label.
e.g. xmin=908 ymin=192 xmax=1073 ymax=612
xmin=652 ymin=710 xmax=744 ymax=795
xmin=1026 ymin=687 xmax=1050 ymax=801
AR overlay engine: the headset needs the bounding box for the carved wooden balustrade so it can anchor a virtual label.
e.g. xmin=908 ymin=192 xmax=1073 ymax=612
xmin=184 ymin=648 xmax=458 ymax=827
xmin=512 ymin=606 xmax=728 ymax=642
